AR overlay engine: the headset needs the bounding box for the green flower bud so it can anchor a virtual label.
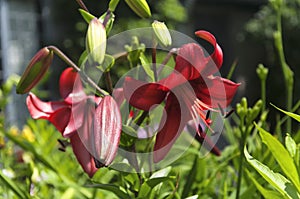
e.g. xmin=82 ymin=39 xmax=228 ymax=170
xmin=125 ymin=0 xmax=151 ymax=18
xmin=241 ymin=97 xmax=248 ymax=111
xmin=86 ymin=18 xmax=106 ymax=65
xmin=152 ymin=20 xmax=172 ymax=47
xmin=256 ymin=64 xmax=268 ymax=81
xmin=236 ymin=103 xmax=246 ymax=119
xmin=16 ymin=47 xmax=53 ymax=94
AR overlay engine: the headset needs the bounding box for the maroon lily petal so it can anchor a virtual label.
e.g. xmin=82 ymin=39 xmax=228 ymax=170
xmin=191 ymin=76 xmax=240 ymax=109
xmin=195 ymin=125 xmax=221 ymax=156
xmin=59 ymin=67 xmax=87 ymax=104
xmin=195 ymin=30 xmax=223 ymax=75
xmin=93 ymin=96 xmax=122 ymax=166
xmin=63 ymin=101 xmax=88 ymax=138
xmin=173 ymin=43 xmax=207 ymax=81
xmin=123 ymin=77 xmax=167 ymax=111
xmin=48 ymin=107 xmax=72 ymax=137
xmin=26 ymin=92 xmax=68 ymax=119
xmin=70 ymin=133 xmax=98 ymax=178
xmin=153 ymin=93 xmax=190 ymax=163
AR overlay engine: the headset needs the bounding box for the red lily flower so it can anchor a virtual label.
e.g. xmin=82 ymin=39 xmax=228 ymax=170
xmin=123 ymin=30 xmax=240 ymax=162
xmin=26 ymin=67 xmax=102 ymax=177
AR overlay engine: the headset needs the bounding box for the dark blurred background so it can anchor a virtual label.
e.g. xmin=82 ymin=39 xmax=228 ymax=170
xmin=1 ymin=0 xmax=299 ymax=129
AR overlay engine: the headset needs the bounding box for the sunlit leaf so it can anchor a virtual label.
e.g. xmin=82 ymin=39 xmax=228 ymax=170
xmin=138 ymin=176 xmax=174 ymax=197
xmin=79 ymin=9 xmax=96 ymax=23
xmin=140 ymin=53 xmax=154 ymax=82
xmin=244 ymin=147 xmax=299 ymax=199
xmin=271 ymin=104 xmax=300 ymax=122
xmin=255 ymin=124 xmax=300 ymax=192
xmin=245 ymin=169 xmax=284 ymax=199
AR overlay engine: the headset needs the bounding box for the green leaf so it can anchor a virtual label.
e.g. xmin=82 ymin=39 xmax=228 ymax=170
xmin=96 ymin=54 xmax=115 ymax=72
xmin=285 ymin=133 xmax=297 ymax=158
xmin=245 ymin=169 xmax=284 ymax=199
xmin=182 ymin=156 xmax=198 ymax=198
xmin=150 ymin=166 xmax=171 ymax=179
xmin=79 ymin=9 xmax=96 ymax=23
xmin=139 ymin=53 xmax=154 ymax=82
xmin=4 ymin=131 xmax=57 ymax=172
xmin=244 ymin=147 xmax=299 ymax=199
xmin=138 ymin=176 xmax=174 ymax=197
xmin=255 ymin=124 xmax=300 ymax=192
xmin=271 ymin=104 xmax=300 ymax=122
xmin=86 ymin=183 xmax=131 ymax=199
xmin=0 ymin=170 xmax=30 ymax=199
xmin=78 ymin=50 xmax=88 ymax=67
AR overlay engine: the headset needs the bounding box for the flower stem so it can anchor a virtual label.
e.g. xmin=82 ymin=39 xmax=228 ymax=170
xmin=274 ymin=5 xmax=294 ymax=133
xmin=104 ymin=71 xmax=113 ymax=94
xmin=76 ymin=0 xmax=89 ymax=12
xmin=47 ymin=46 xmax=108 ymax=96
xmin=261 ymin=78 xmax=266 ymax=113
xmin=235 ymin=119 xmax=247 ymax=199
xmin=157 ymin=48 xmax=177 ymax=75
xmin=152 ymin=35 xmax=158 ymax=81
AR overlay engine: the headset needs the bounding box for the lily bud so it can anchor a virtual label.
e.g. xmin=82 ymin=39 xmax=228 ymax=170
xmin=86 ymin=18 xmax=106 ymax=65
xmin=93 ymin=96 xmax=121 ymax=166
xmin=16 ymin=47 xmax=53 ymax=94
xmin=152 ymin=20 xmax=172 ymax=47
xmin=125 ymin=0 xmax=151 ymax=18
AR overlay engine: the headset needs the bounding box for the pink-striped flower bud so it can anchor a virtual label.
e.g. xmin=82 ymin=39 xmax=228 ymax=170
xmin=92 ymin=95 xmax=121 ymax=166
xmin=16 ymin=47 xmax=53 ymax=94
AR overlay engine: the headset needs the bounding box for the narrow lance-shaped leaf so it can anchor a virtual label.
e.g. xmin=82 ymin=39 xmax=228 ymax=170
xmin=271 ymin=103 xmax=300 ymax=122
xmin=245 ymin=169 xmax=285 ymax=199
xmin=93 ymin=95 xmax=122 ymax=166
xmin=79 ymin=9 xmax=96 ymax=23
xmin=244 ymin=147 xmax=299 ymax=199
xmin=255 ymin=124 xmax=300 ymax=192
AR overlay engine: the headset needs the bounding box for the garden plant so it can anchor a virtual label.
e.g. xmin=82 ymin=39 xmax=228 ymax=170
xmin=0 ymin=0 xmax=300 ymax=198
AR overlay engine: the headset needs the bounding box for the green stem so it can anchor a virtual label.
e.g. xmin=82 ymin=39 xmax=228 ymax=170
xmin=157 ymin=48 xmax=177 ymax=75
xmin=76 ymin=0 xmax=89 ymax=12
xmin=104 ymin=71 xmax=113 ymax=94
xmin=261 ymin=79 xmax=266 ymax=113
xmin=47 ymin=46 xmax=108 ymax=96
xmin=236 ymin=120 xmax=247 ymax=199
xmin=274 ymin=7 xmax=294 ymax=133
xmin=152 ymin=36 xmax=158 ymax=81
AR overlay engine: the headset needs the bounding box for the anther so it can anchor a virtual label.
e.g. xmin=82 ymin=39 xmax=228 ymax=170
xmin=205 ymin=110 xmax=211 ymax=120
xmin=225 ymin=109 xmax=235 ymax=118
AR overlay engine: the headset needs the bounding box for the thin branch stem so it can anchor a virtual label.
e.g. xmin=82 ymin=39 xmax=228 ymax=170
xmin=152 ymin=36 xmax=158 ymax=81
xmin=157 ymin=48 xmax=177 ymax=75
xmin=47 ymin=46 xmax=108 ymax=96
xmin=76 ymin=0 xmax=89 ymax=12
xmin=104 ymin=71 xmax=113 ymax=94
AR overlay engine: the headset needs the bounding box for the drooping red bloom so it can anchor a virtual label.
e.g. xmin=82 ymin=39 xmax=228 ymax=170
xmin=26 ymin=67 xmax=121 ymax=177
xmin=123 ymin=30 xmax=240 ymax=162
